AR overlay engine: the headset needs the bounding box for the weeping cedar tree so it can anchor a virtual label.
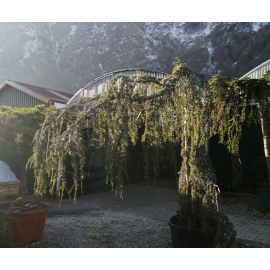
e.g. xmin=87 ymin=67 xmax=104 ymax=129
xmin=28 ymin=59 xmax=235 ymax=247
xmin=208 ymin=70 xmax=270 ymax=186
xmin=0 ymin=105 xmax=46 ymax=197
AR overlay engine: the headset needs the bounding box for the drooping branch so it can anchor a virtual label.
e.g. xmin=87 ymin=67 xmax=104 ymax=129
xmin=68 ymin=99 xmax=111 ymax=143
xmin=208 ymin=71 xmax=270 ymax=185
xmin=40 ymin=96 xmax=98 ymax=137
xmin=41 ymin=88 xmax=170 ymax=146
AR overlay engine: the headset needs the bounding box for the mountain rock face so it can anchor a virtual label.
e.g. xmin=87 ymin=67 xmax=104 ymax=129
xmin=0 ymin=22 xmax=269 ymax=94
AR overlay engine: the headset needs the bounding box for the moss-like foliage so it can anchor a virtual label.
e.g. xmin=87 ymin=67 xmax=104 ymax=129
xmin=28 ymin=59 xmax=235 ymax=247
xmin=0 ymin=105 xmax=46 ymax=196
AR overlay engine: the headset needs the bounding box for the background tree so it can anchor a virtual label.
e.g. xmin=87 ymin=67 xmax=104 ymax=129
xmin=208 ymin=70 xmax=270 ymax=185
xmin=0 ymin=105 xmax=46 ymax=197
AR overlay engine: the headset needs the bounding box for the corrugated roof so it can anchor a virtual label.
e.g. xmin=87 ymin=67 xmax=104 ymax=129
xmin=240 ymin=59 xmax=270 ymax=79
xmin=0 ymin=80 xmax=73 ymax=104
xmin=68 ymin=68 xmax=167 ymax=104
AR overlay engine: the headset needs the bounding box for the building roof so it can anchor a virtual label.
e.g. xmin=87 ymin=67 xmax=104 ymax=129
xmin=0 ymin=80 xmax=73 ymax=104
xmin=240 ymin=59 xmax=270 ymax=79
xmin=68 ymin=68 xmax=167 ymax=104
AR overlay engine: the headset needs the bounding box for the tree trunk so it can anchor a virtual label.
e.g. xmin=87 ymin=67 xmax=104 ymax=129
xmin=205 ymin=124 xmax=210 ymax=157
xmin=19 ymin=150 xmax=29 ymax=197
xmin=56 ymin=159 xmax=61 ymax=199
xmin=185 ymin=134 xmax=196 ymax=228
xmin=183 ymin=105 xmax=196 ymax=228
xmin=258 ymin=106 xmax=270 ymax=183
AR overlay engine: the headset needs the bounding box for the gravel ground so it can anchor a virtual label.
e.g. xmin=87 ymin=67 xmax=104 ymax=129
xmin=26 ymin=210 xmax=172 ymax=248
xmin=25 ymin=209 xmax=270 ymax=248
xmin=220 ymin=195 xmax=270 ymax=247
xmin=219 ymin=195 xmax=267 ymax=219
xmin=233 ymin=239 xmax=270 ymax=248
xmin=22 ymin=182 xmax=270 ymax=248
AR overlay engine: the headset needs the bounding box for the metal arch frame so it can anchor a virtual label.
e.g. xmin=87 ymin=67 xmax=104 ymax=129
xmin=240 ymin=59 xmax=270 ymax=80
xmin=67 ymin=68 xmax=168 ymax=104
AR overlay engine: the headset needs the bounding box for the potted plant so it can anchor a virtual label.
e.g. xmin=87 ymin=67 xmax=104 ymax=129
xmin=0 ymin=105 xmax=49 ymax=247
xmin=28 ymin=59 xmax=236 ymax=247
xmin=209 ymin=70 xmax=270 ymax=212
xmin=0 ymin=197 xmax=50 ymax=247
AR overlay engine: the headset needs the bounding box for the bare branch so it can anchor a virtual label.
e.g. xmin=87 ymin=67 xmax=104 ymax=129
xmin=46 ymin=127 xmax=51 ymax=161
xmin=136 ymin=111 xmax=141 ymax=121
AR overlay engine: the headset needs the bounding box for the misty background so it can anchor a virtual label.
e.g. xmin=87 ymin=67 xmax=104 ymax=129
xmin=0 ymin=22 xmax=269 ymax=94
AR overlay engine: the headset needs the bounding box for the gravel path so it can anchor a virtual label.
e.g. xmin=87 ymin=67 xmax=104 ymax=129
xmin=219 ymin=195 xmax=267 ymax=219
xmin=25 ymin=210 xmax=270 ymax=248
xmin=26 ymin=211 xmax=171 ymax=248
xmin=20 ymin=182 xmax=270 ymax=248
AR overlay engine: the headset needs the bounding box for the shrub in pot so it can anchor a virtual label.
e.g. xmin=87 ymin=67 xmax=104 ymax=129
xmin=28 ymin=59 xmax=236 ymax=247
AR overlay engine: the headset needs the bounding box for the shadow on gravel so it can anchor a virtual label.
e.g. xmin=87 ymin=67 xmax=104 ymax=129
xmin=47 ymin=209 xmax=101 ymax=217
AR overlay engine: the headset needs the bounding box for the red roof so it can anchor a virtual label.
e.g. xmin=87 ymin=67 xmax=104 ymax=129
xmin=0 ymin=80 xmax=73 ymax=104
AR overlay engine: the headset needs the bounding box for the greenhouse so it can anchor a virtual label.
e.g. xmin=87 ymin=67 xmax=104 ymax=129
xmin=240 ymin=59 xmax=270 ymax=79
xmin=68 ymin=68 xmax=167 ymax=104
xmin=68 ymin=60 xmax=270 ymax=105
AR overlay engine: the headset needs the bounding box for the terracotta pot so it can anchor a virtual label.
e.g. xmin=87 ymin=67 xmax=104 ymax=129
xmin=0 ymin=201 xmax=50 ymax=247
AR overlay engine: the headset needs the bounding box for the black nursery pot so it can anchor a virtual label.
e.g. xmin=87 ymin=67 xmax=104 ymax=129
xmin=257 ymin=183 xmax=270 ymax=212
xmin=168 ymin=216 xmax=215 ymax=248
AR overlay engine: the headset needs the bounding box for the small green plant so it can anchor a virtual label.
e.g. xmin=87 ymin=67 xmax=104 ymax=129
xmin=0 ymin=208 xmax=15 ymax=248
xmin=6 ymin=197 xmax=45 ymax=213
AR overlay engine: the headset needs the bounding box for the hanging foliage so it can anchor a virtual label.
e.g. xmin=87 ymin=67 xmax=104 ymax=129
xmin=28 ymin=59 xmax=235 ymax=247
xmin=209 ymin=70 xmax=270 ymax=186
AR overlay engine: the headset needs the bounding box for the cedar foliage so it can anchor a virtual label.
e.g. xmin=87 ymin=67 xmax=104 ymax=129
xmin=28 ymin=59 xmax=235 ymax=247
xmin=209 ymin=70 xmax=270 ymax=186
